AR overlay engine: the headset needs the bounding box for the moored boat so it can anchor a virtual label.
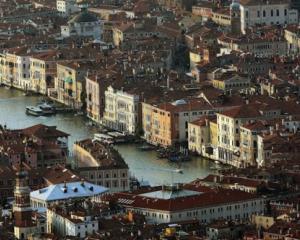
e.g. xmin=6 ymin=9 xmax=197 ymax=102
xmin=138 ymin=144 xmax=156 ymax=151
xmin=26 ymin=106 xmax=43 ymax=116
xmin=93 ymin=133 xmax=114 ymax=144
xmin=38 ymin=103 xmax=56 ymax=115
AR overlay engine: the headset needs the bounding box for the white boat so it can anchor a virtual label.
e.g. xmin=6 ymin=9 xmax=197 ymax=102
xmin=26 ymin=106 xmax=43 ymax=116
xmin=107 ymin=131 xmax=126 ymax=143
xmin=38 ymin=103 xmax=56 ymax=115
xmin=93 ymin=133 xmax=114 ymax=144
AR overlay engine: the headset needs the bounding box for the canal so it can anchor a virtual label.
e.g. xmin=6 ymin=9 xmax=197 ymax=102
xmin=0 ymin=87 xmax=217 ymax=185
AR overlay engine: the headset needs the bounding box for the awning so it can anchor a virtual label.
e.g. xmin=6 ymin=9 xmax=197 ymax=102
xmin=64 ymin=76 xmax=73 ymax=84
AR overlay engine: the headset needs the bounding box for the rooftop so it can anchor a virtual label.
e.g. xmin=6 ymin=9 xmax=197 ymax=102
xmin=30 ymin=181 xmax=108 ymax=202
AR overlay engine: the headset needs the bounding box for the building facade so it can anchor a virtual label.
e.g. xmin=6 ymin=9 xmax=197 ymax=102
xmin=73 ymin=139 xmax=130 ymax=192
xmin=102 ymin=86 xmax=140 ymax=135
xmin=239 ymin=0 xmax=298 ymax=34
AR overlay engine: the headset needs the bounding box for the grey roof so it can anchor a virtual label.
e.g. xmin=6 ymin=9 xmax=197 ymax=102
xmin=69 ymin=11 xmax=98 ymax=24
xmin=139 ymin=189 xmax=201 ymax=200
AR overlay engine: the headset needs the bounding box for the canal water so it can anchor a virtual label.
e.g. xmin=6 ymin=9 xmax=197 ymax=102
xmin=0 ymin=87 xmax=217 ymax=185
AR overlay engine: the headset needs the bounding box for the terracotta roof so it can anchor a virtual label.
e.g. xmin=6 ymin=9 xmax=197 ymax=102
xmin=220 ymin=104 xmax=261 ymax=119
xmin=111 ymin=185 xmax=260 ymax=212
xmin=22 ymin=124 xmax=69 ymax=138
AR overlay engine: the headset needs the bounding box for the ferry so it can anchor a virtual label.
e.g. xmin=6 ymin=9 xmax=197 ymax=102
xmin=26 ymin=106 xmax=43 ymax=116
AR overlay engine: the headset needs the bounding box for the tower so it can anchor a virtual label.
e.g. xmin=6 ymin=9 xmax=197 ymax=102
xmin=13 ymin=165 xmax=36 ymax=240
xmin=230 ymin=0 xmax=241 ymax=35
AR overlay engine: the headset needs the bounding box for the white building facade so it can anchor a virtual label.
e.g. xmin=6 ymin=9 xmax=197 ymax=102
xmin=102 ymin=86 xmax=140 ymax=135
xmin=47 ymin=209 xmax=99 ymax=238
xmin=239 ymin=0 xmax=298 ymax=33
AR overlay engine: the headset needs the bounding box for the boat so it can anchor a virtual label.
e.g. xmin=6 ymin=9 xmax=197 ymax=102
xmin=138 ymin=144 xmax=156 ymax=151
xmin=107 ymin=131 xmax=127 ymax=143
xmin=175 ymin=169 xmax=183 ymax=174
xmin=38 ymin=103 xmax=56 ymax=115
xmin=93 ymin=133 xmax=114 ymax=144
xmin=168 ymin=153 xmax=191 ymax=163
xmin=26 ymin=106 xmax=43 ymax=116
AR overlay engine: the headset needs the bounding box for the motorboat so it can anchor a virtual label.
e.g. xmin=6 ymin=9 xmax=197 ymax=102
xmin=138 ymin=144 xmax=156 ymax=151
xmin=93 ymin=133 xmax=114 ymax=144
xmin=26 ymin=106 xmax=43 ymax=116
xmin=38 ymin=103 xmax=56 ymax=115
xmin=107 ymin=131 xmax=127 ymax=143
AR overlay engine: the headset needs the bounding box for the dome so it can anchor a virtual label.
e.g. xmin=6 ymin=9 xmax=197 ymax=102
xmin=69 ymin=11 xmax=98 ymax=24
xmin=230 ymin=0 xmax=240 ymax=10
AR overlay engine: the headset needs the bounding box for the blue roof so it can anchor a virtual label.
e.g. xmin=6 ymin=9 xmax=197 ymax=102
xmin=30 ymin=181 xmax=108 ymax=202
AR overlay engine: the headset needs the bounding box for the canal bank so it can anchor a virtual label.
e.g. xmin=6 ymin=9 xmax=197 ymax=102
xmin=0 ymin=87 xmax=218 ymax=185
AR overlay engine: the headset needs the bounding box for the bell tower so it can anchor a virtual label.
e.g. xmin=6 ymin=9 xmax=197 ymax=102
xmin=230 ymin=0 xmax=241 ymax=34
xmin=13 ymin=164 xmax=36 ymax=239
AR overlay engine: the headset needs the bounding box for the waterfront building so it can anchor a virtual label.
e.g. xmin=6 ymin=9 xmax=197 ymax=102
xmin=239 ymin=0 xmax=298 ymax=34
xmin=142 ymin=98 xmax=215 ymax=147
xmin=0 ymin=47 xmax=31 ymax=90
xmin=54 ymin=61 xmax=96 ymax=110
xmin=30 ymin=51 xmax=58 ymax=95
xmin=30 ymin=181 xmax=108 ymax=209
xmin=73 ymin=139 xmax=130 ymax=192
xmin=0 ymin=124 xmax=69 ymax=169
xmin=188 ymin=116 xmax=218 ymax=159
xmin=107 ymin=183 xmax=265 ymax=224
xmin=86 ymin=71 xmax=120 ymax=124
xmin=47 ymin=203 xmax=99 ymax=239
xmin=216 ymin=104 xmax=263 ymax=167
xmin=102 ymin=86 xmax=140 ymax=135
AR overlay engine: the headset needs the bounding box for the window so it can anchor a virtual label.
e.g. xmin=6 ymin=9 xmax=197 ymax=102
xmin=276 ymin=9 xmax=279 ymax=16
xmin=271 ymin=9 xmax=273 ymax=17
xmin=263 ymin=10 xmax=266 ymax=17
xmin=257 ymin=10 xmax=260 ymax=17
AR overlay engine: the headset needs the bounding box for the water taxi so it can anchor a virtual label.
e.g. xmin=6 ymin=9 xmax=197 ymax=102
xmin=26 ymin=106 xmax=43 ymax=116
xmin=38 ymin=103 xmax=56 ymax=115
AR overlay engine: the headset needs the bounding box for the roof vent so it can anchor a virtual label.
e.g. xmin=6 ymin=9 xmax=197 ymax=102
xmin=89 ymin=186 xmax=94 ymax=192
xmin=73 ymin=187 xmax=78 ymax=192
